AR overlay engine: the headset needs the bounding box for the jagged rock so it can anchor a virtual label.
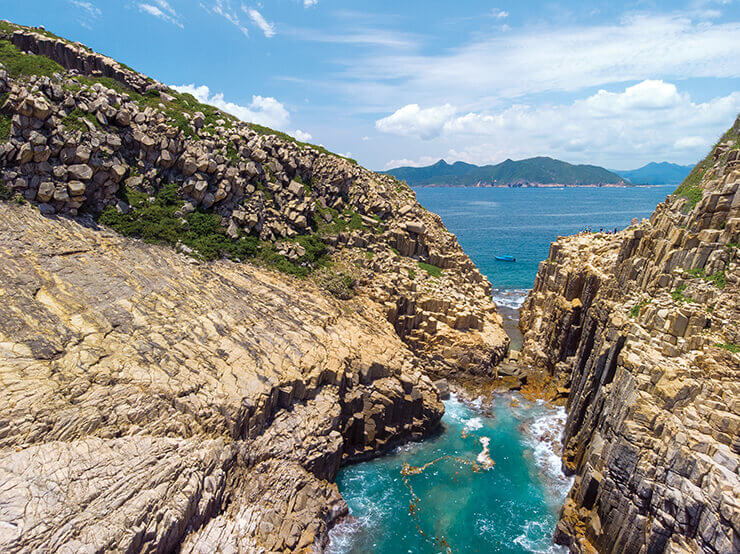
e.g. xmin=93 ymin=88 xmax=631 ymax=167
xmin=519 ymin=115 xmax=740 ymax=554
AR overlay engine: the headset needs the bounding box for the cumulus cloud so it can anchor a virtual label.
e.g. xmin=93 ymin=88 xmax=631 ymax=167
xmin=138 ymin=1 xmax=183 ymax=28
xmin=171 ymin=84 xmax=290 ymax=129
xmin=294 ymin=129 xmax=312 ymax=141
xmin=376 ymin=104 xmax=456 ymax=140
xmin=376 ymin=80 xmax=740 ymax=168
xmin=304 ymin=0 xmax=318 ymax=6
xmin=491 ymin=9 xmax=508 ymax=19
xmin=246 ymin=7 xmax=275 ymax=37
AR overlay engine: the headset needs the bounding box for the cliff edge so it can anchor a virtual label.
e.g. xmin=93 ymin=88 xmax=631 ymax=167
xmin=0 ymin=22 xmax=509 ymax=552
xmin=520 ymin=115 xmax=740 ymax=552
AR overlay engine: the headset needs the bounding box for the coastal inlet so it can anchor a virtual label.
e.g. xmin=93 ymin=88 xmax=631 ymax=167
xmin=328 ymin=394 xmax=572 ymax=553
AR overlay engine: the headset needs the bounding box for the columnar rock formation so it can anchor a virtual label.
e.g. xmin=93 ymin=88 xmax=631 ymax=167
xmin=520 ymin=116 xmax=740 ymax=553
xmin=0 ymin=21 xmax=508 ymax=552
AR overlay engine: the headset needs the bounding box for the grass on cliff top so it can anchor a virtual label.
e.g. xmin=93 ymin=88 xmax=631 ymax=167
xmin=98 ymin=183 xmax=329 ymax=276
xmin=249 ymin=122 xmax=358 ymax=164
xmin=674 ymin=120 xmax=740 ymax=211
xmin=0 ymin=39 xmax=63 ymax=77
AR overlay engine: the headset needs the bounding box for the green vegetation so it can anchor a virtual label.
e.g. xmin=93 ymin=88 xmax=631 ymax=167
xmin=61 ymin=108 xmax=101 ymax=132
xmin=98 ymin=183 xmax=258 ymax=261
xmin=674 ymin=121 xmax=740 ymax=210
xmin=0 ymin=112 xmax=10 ymax=142
xmin=225 ymin=141 xmax=240 ymax=163
xmin=418 ymin=261 xmax=443 ymax=278
xmin=98 ymin=182 xmax=334 ymax=276
xmin=408 ymin=269 xmax=416 ymax=280
xmin=629 ymin=299 xmax=650 ymax=318
xmin=0 ymin=182 xmax=11 ymax=200
xmin=714 ymin=342 xmax=740 ymax=354
xmin=315 ymin=267 xmax=356 ymax=299
xmin=385 ymin=156 xmax=624 ymax=187
xmin=670 ymin=284 xmax=694 ymax=303
xmin=312 ymin=202 xmax=372 ymax=236
xmin=685 ymin=267 xmax=726 ymax=289
xmin=249 ymin=122 xmax=358 ymax=164
xmin=0 ymin=40 xmax=63 ymax=77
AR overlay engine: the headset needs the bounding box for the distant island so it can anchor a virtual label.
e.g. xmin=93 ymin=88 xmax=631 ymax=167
xmin=385 ymin=157 xmax=627 ymax=187
xmin=613 ymin=161 xmax=693 ymax=185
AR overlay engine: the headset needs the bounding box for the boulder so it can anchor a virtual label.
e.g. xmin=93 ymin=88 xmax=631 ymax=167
xmin=67 ymin=164 xmax=93 ymax=181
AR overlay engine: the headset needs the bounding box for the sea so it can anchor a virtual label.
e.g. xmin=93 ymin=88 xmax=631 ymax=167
xmin=327 ymin=185 xmax=674 ymax=553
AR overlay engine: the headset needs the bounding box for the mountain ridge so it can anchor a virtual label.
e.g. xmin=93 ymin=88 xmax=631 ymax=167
xmin=614 ymin=161 xmax=694 ymax=185
xmin=386 ymin=156 xmax=626 ymax=187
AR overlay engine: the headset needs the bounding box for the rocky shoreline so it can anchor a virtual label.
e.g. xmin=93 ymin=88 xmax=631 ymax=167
xmin=518 ymin=116 xmax=740 ymax=553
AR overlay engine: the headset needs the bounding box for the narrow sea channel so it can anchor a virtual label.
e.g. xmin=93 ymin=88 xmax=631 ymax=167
xmin=328 ymin=186 xmax=672 ymax=552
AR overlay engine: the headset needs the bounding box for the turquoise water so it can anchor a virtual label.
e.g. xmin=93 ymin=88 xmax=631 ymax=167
xmin=328 ymin=395 xmax=572 ymax=553
xmin=329 ymin=187 xmax=671 ymax=553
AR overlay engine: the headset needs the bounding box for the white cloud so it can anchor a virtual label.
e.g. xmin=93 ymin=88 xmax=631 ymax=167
xmin=674 ymin=136 xmax=706 ymax=149
xmin=383 ymin=156 xmax=440 ymax=170
xmin=69 ymin=0 xmax=101 ymax=17
xmin=246 ymin=7 xmax=275 ymax=37
xmin=205 ymin=0 xmax=249 ymax=36
xmin=491 ymin=9 xmax=508 ymax=19
xmin=139 ymin=2 xmax=183 ymax=28
xmin=376 ymin=104 xmax=457 ymax=140
xmin=304 ymin=0 xmax=318 ymax=6
xmin=171 ymin=84 xmax=290 ymax=129
xmin=339 ymin=14 xmax=740 ymax=109
xmin=376 ymin=80 xmax=740 ymax=168
xmin=294 ymin=129 xmax=312 ymax=141
xmin=69 ymin=0 xmax=101 ymax=28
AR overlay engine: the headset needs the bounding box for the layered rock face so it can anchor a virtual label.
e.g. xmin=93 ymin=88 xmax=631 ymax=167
xmin=0 ymin=21 xmax=509 ymax=553
xmin=0 ymin=22 xmax=507 ymax=377
xmin=0 ymin=202 xmax=442 ymax=552
xmin=520 ymin=117 xmax=740 ymax=552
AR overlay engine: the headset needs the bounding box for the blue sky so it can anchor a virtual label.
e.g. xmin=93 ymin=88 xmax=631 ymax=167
xmin=4 ymin=0 xmax=740 ymax=170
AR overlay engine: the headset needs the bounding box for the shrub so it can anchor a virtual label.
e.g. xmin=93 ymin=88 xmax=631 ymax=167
xmin=685 ymin=267 xmax=726 ymax=289
xmin=316 ymin=268 xmax=356 ymax=299
xmin=629 ymin=300 xmax=650 ymax=318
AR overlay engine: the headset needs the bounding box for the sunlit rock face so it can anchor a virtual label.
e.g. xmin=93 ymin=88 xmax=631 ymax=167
xmin=519 ymin=115 xmax=740 ymax=553
xmin=0 ymin=21 xmax=511 ymax=552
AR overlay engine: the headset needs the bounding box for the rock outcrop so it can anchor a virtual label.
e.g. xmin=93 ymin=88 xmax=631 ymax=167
xmin=0 ymin=21 xmax=509 ymax=553
xmin=0 ymin=202 xmax=442 ymax=552
xmin=0 ymin=21 xmax=508 ymax=377
xmin=520 ymin=116 xmax=740 ymax=552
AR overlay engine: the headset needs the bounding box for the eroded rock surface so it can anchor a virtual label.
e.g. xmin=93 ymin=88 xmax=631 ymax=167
xmin=0 ymin=203 xmax=445 ymax=552
xmin=520 ymin=116 xmax=740 ymax=553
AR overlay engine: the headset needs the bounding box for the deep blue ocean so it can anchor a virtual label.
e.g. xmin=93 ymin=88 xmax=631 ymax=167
xmin=329 ymin=186 xmax=673 ymax=553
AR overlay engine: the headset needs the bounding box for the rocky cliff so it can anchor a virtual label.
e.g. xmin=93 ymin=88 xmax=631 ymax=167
xmin=520 ymin=116 xmax=740 ymax=552
xmin=0 ymin=21 xmax=509 ymax=552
